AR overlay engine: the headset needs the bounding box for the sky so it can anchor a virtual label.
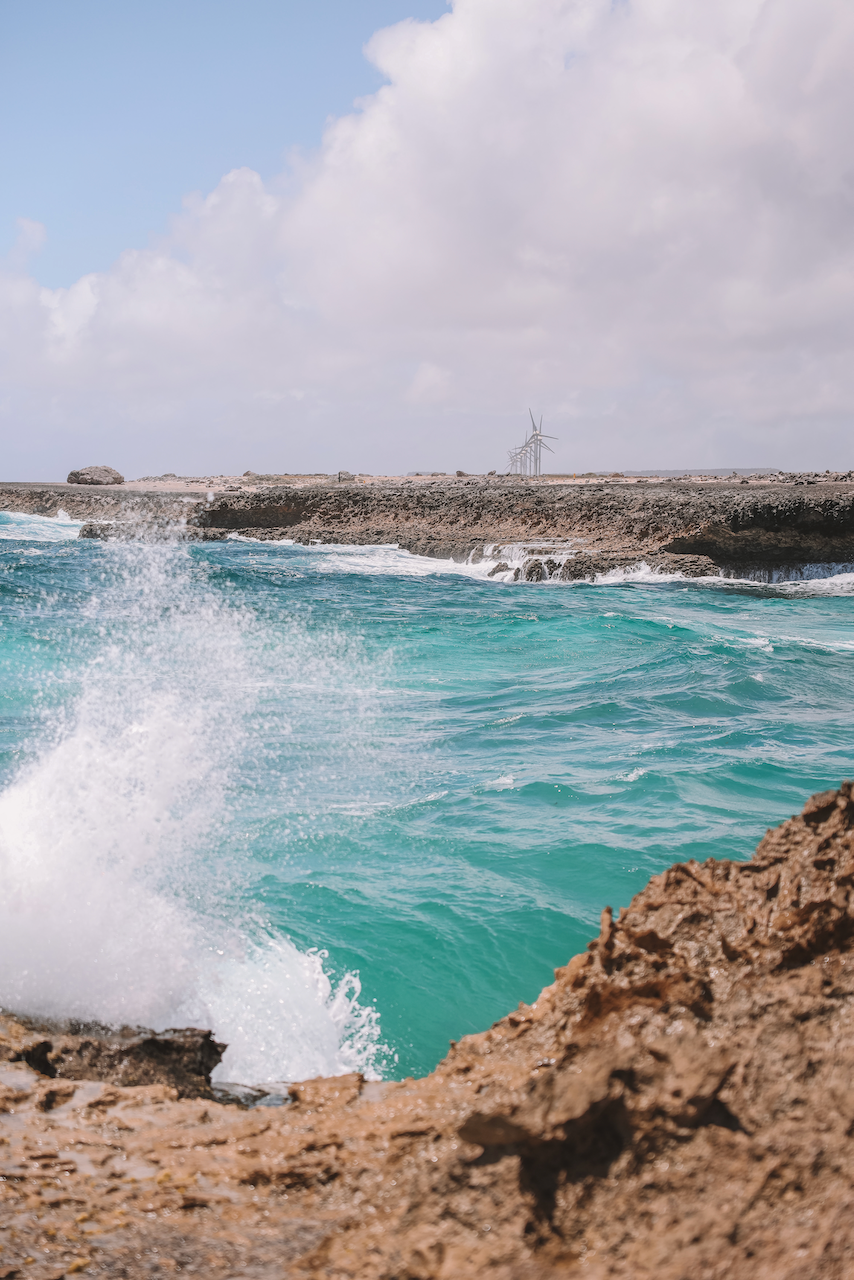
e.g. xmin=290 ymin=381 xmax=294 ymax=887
xmin=2 ymin=0 xmax=853 ymax=478
xmin=0 ymin=0 xmax=449 ymax=287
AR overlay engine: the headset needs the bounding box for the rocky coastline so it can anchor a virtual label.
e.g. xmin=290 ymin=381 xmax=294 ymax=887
xmin=3 ymin=783 xmax=854 ymax=1278
xmin=2 ymin=474 xmax=854 ymax=579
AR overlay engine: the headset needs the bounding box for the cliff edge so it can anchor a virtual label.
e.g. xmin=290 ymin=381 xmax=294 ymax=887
xmin=2 ymin=784 xmax=854 ymax=1278
xmin=3 ymin=476 xmax=854 ymax=577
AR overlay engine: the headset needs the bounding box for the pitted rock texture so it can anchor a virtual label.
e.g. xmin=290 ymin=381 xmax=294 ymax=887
xmin=191 ymin=479 xmax=854 ymax=573
xmin=0 ymin=1017 xmax=224 ymax=1099
xmin=3 ymin=785 xmax=854 ymax=1278
xmin=66 ymin=466 xmax=125 ymax=486
xmin=2 ymin=477 xmax=854 ymax=574
xmin=0 ymin=483 xmax=196 ymax=523
xmin=78 ymin=520 xmax=227 ymax=542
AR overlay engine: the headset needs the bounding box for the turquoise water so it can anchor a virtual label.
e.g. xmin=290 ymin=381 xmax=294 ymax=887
xmin=1 ymin=510 xmax=853 ymax=1082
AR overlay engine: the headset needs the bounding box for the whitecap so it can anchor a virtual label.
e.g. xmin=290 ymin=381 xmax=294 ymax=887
xmin=0 ymin=508 xmax=82 ymax=542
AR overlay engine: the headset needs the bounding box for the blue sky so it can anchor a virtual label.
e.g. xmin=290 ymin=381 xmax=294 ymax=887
xmin=1 ymin=0 xmax=447 ymax=287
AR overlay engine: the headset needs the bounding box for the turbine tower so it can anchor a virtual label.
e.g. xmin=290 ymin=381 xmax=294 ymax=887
xmin=507 ymin=410 xmax=557 ymax=477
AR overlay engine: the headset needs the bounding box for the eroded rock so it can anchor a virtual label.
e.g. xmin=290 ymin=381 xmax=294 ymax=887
xmin=66 ymin=465 xmax=125 ymax=485
xmin=0 ymin=1015 xmax=224 ymax=1098
xmin=2 ymin=477 xmax=854 ymax=575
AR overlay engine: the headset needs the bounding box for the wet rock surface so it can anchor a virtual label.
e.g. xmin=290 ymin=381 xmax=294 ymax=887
xmin=4 ymin=784 xmax=854 ymax=1277
xmin=77 ymin=521 xmax=227 ymax=543
xmin=0 ymin=1017 xmax=224 ymax=1099
xmin=191 ymin=477 xmax=854 ymax=577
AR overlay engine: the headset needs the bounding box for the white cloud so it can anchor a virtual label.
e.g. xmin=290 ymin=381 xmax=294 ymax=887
xmin=405 ymin=362 xmax=452 ymax=404
xmin=2 ymin=0 xmax=854 ymax=476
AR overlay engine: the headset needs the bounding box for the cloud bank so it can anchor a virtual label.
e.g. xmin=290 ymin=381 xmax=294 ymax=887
xmin=2 ymin=0 xmax=854 ymax=476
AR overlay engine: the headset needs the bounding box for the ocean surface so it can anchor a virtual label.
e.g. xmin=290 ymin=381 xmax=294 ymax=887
xmin=1 ymin=508 xmax=853 ymax=1085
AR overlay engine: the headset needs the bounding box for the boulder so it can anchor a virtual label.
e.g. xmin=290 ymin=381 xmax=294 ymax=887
xmin=67 ymin=465 xmax=124 ymax=485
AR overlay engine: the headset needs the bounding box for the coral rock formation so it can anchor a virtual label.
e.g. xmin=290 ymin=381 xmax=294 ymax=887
xmin=2 ymin=784 xmax=854 ymax=1278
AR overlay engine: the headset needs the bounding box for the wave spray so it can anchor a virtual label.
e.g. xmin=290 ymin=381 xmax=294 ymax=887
xmin=0 ymin=541 xmax=382 ymax=1083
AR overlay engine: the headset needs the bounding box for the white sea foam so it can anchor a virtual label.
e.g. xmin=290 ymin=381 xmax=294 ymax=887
xmin=6 ymin=514 xmax=854 ymax=596
xmin=220 ymin=533 xmax=854 ymax=595
xmin=232 ymin=535 xmax=503 ymax=581
xmin=0 ymin=509 xmax=82 ymax=541
xmin=485 ymin=775 xmax=515 ymax=790
xmin=0 ymin=541 xmax=382 ymax=1084
xmin=616 ymin=767 xmax=647 ymax=782
xmin=571 ymin=561 xmax=854 ymax=595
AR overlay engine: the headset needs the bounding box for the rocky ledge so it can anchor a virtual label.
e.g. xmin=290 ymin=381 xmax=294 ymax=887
xmin=187 ymin=477 xmax=854 ymax=578
xmin=2 ymin=477 xmax=854 ymax=577
xmin=3 ymin=784 xmax=854 ymax=1278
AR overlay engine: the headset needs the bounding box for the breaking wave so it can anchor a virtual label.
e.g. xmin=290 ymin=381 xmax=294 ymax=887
xmin=0 ymin=537 xmax=383 ymax=1084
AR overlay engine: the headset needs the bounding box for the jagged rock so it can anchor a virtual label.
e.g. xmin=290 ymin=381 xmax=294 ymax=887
xmin=2 ymin=477 xmax=854 ymax=574
xmin=186 ymin=478 xmax=854 ymax=575
xmin=523 ymin=558 xmax=545 ymax=581
xmin=4 ymin=786 xmax=854 ymax=1277
xmin=0 ymin=1014 xmax=224 ymax=1099
xmin=66 ymin=465 xmax=125 ymax=485
xmin=78 ymin=520 xmax=227 ymax=542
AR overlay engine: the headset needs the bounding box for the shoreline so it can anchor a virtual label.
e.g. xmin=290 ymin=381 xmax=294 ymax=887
xmin=3 ymin=783 xmax=854 ymax=1277
xmin=2 ymin=472 xmax=854 ymax=579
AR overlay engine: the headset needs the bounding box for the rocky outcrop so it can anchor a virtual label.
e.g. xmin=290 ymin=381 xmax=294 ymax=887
xmin=2 ymin=476 xmax=854 ymax=576
xmin=78 ymin=521 xmax=227 ymax=542
xmin=0 ymin=483 xmax=197 ymax=523
xmin=0 ymin=1016 xmax=223 ymax=1099
xmin=66 ymin=466 xmax=125 ymax=485
xmin=3 ymin=784 xmax=854 ymax=1278
xmin=190 ymin=479 xmax=854 ymax=576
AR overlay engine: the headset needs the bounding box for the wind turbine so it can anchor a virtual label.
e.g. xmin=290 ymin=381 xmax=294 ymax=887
xmin=508 ymin=411 xmax=557 ymax=476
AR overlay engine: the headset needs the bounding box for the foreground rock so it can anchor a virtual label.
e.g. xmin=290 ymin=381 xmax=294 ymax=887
xmin=66 ymin=466 xmax=125 ymax=485
xmin=3 ymin=784 xmax=854 ymax=1278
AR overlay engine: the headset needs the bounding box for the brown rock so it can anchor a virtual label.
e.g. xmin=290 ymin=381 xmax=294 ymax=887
xmin=3 ymin=784 xmax=854 ymax=1278
xmin=66 ymin=465 xmax=124 ymax=485
xmin=0 ymin=1016 xmax=224 ymax=1099
xmin=2 ymin=476 xmax=854 ymax=574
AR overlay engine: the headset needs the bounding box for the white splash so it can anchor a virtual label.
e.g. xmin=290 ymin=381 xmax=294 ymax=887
xmin=226 ymin=536 xmax=854 ymax=595
xmin=0 ymin=541 xmax=382 ymax=1084
xmin=0 ymin=509 xmax=82 ymax=541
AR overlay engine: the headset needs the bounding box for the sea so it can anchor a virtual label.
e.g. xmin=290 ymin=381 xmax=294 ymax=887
xmin=0 ymin=508 xmax=852 ymax=1086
